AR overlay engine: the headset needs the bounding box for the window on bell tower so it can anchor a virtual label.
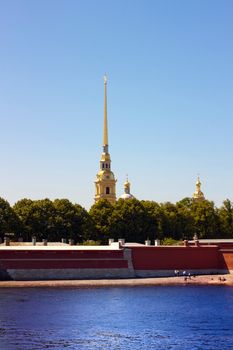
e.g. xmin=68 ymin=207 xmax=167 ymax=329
xmin=106 ymin=187 xmax=110 ymax=194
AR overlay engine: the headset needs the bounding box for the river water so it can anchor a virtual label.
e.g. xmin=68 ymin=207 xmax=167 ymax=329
xmin=0 ymin=285 xmax=233 ymax=350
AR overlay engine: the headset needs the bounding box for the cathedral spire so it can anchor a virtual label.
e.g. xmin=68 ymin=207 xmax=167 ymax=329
xmin=103 ymin=74 xmax=108 ymax=153
xmin=94 ymin=75 xmax=116 ymax=205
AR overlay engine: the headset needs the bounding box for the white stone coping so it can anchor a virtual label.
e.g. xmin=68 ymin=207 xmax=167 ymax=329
xmin=0 ymin=244 xmax=121 ymax=251
xmin=189 ymin=239 xmax=233 ymax=243
xmin=124 ymin=243 xmax=145 ymax=247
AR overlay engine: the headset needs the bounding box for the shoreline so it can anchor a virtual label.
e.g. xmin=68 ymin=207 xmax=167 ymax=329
xmin=0 ymin=274 xmax=233 ymax=288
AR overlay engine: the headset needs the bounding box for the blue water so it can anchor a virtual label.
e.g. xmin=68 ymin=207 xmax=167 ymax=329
xmin=0 ymin=286 xmax=233 ymax=350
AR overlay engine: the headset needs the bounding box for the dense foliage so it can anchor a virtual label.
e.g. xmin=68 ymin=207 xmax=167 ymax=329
xmin=0 ymin=197 xmax=233 ymax=244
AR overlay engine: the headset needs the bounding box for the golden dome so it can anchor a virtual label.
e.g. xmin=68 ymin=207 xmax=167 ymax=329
xmin=120 ymin=176 xmax=134 ymax=200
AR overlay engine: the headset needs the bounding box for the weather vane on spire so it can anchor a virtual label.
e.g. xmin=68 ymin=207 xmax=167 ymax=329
xmin=104 ymin=74 xmax=108 ymax=84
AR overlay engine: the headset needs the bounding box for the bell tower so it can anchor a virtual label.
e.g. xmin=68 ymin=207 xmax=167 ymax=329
xmin=94 ymin=75 xmax=117 ymax=205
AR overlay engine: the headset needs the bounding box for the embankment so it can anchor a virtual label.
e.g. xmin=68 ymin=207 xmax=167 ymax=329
xmin=0 ymin=274 xmax=233 ymax=288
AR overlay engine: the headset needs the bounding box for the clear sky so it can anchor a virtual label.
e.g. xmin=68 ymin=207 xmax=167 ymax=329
xmin=1 ymin=0 xmax=233 ymax=209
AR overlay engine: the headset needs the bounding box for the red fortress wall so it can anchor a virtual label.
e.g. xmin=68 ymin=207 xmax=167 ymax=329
xmin=0 ymin=249 xmax=131 ymax=280
xmin=1 ymin=245 xmax=233 ymax=280
xmin=0 ymin=249 xmax=127 ymax=269
xmin=131 ymin=246 xmax=220 ymax=276
xmin=130 ymin=246 xmax=233 ymax=276
xmin=219 ymin=249 xmax=233 ymax=272
xmin=131 ymin=246 xmax=219 ymax=270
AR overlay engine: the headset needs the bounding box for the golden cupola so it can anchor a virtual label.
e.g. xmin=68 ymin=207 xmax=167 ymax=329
xmin=120 ymin=176 xmax=134 ymax=200
xmin=94 ymin=75 xmax=117 ymax=205
xmin=193 ymin=176 xmax=205 ymax=202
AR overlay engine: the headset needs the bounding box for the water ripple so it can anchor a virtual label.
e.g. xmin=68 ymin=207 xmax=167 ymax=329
xmin=0 ymin=286 xmax=233 ymax=350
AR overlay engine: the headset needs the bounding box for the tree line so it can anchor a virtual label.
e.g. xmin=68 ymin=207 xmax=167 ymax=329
xmin=0 ymin=197 xmax=233 ymax=244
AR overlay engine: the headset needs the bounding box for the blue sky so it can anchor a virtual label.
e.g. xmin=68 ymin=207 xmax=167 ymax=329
xmin=1 ymin=0 xmax=233 ymax=209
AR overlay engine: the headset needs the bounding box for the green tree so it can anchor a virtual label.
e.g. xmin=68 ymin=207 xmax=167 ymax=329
xmin=141 ymin=200 xmax=164 ymax=240
xmin=0 ymin=197 xmax=21 ymax=240
xmin=176 ymin=198 xmax=195 ymax=240
xmin=14 ymin=198 xmax=92 ymax=242
xmin=160 ymin=202 xmax=184 ymax=240
xmin=53 ymin=199 xmax=93 ymax=242
xmin=218 ymin=199 xmax=233 ymax=238
xmin=89 ymin=199 xmax=113 ymax=243
xmin=13 ymin=199 xmax=34 ymax=241
xmin=190 ymin=200 xmax=220 ymax=239
xmin=13 ymin=198 xmax=56 ymax=241
xmin=109 ymin=198 xmax=154 ymax=243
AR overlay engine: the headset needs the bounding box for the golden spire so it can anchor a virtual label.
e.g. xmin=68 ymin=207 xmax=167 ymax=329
xmin=94 ymin=74 xmax=117 ymax=205
xmin=103 ymin=74 xmax=108 ymax=149
xmin=124 ymin=175 xmax=130 ymax=194
xmin=196 ymin=176 xmax=201 ymax=188
xmin=193 ymin=175 xmax=205 ymax=202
